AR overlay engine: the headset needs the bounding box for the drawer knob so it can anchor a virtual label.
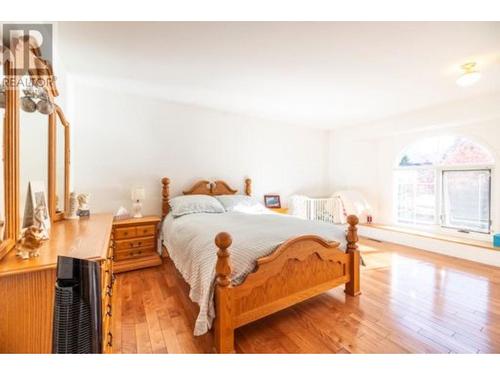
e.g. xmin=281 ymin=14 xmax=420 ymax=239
xmin=107 ymin=332 xmax=113 ymax=347
xmin=106 ymin=304 xmax=112 ymax=317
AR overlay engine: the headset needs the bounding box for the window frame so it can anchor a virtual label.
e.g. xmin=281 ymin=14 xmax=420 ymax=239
xmin=394 ymin=163 xmax=494 ymax=236
xmin=440 ymin=168 xmax=492 ymax=235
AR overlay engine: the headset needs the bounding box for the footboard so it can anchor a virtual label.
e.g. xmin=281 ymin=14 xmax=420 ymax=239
xmin=214 ymin=215 xmax=360 ymax=353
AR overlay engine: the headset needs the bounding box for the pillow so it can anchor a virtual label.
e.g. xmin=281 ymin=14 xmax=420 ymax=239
xmin=169 ymin=195 xmax=225 ymax=217
xmin=215 ymin=195 xmax=269 ymax=214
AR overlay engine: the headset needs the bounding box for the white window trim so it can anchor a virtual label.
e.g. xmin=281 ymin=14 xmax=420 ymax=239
xmin=393 ymin=163 xmax=495 ymax=240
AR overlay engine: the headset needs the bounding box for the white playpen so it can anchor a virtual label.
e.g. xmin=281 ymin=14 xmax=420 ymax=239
xmin=290 ymin=191 xmax=371 ymax=225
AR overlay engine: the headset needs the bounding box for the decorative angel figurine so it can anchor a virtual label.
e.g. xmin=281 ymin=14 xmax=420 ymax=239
xmin=33 ymin=205 xmax=50 ymax=240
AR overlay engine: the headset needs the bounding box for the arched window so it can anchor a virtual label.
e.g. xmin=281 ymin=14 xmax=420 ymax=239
xmin=395 ymin=136 xmax=494 ymax=234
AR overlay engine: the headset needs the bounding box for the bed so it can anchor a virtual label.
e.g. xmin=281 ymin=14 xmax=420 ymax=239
xmin=161 ymin=177 xmax=361 ymax=353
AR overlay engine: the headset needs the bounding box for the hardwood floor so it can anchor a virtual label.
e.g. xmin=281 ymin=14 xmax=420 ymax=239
xmin=112 ymin=238 xmax=500 ymax=353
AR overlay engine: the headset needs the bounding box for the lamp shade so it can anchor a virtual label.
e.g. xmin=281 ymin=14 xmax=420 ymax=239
xmin=456 ymin=62 xmax=481 ymax=87
xmin=456 ymin=71 xmax=481 ymax=87
xmin=131 ymin=187 xmax=145 ymax=201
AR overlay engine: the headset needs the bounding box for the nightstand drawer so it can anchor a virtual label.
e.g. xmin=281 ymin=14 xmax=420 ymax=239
xmin=115 ymin=237 xmax=155 ymax=251
xmin=136 ymin=225 xmax=156 ymax=237
xmin=114 ymin=247 xmax=155 ymax=261
xmin=114 ymin=227 xmax=137 ymax=240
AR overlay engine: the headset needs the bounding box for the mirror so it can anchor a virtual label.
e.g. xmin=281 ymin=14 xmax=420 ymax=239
xmin=19 ymin=75 xmax=49 ymax=230
xmin=0 ymin=36 xmax=70 ymax=261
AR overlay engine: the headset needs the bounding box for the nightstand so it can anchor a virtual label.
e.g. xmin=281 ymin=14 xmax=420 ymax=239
xmin=270 ymin=207 xmax=288 ymax=214
xmin=112 ymin=215 xmax=162 ymax=273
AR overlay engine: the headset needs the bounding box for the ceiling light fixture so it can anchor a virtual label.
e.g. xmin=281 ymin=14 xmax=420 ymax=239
xmin=456 ymin=62 xmax=481 ymax=87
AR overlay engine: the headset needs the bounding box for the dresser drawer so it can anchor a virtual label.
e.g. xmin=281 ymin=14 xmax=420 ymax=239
xmin=114 ymin=247 xmax=155 ymax=261
xmin=115 ymin=237 xmax=155 ymax=251
xmin=114 ymin=227 xmax=137 ymax=240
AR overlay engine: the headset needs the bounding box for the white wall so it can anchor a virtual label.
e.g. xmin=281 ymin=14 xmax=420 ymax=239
xmin=68 ymin=78 xmax=330 ymax=216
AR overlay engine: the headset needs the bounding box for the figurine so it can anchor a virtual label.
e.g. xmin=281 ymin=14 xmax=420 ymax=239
xmin=16 ymin=226 xmax=47 ymax=259
xmin=66 ymin=192 xmax=79 ymax=219
xmin=77 ymin=193 xmax=91 ymax=217
xmin=33 ymin=205 xmax=50 ymax=240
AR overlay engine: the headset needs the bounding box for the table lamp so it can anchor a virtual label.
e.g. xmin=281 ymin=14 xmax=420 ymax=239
xmin=131 ymin=187 xmax=145 ymax=218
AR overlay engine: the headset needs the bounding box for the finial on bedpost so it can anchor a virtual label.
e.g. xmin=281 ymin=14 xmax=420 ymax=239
xmin=346 ymin=215 xmax=359 ymax=251
xmin=345 ymin=215 xmax=361 ymax=296
xmin=215 ymin=232 xmax=232 ymax=287
xmin=162 ymin=177 xmax=170 ymax=218
xmin=245 ymin=178 xmax=252 ymax=196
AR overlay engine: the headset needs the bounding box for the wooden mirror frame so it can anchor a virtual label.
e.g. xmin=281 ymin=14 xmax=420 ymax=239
xmin=0 ymin=59 xmax=19 ymax=260
xmin=48 ymin=105 xmax=70 ymax=222
xmin=0 ymin=37 xmax=70 ymax=261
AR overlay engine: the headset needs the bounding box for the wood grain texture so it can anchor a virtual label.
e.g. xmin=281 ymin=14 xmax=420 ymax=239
xmin=213 ymin=233 xmax=355 ymax=353
xmin=113 ymin=238 xmax=500 ymax=354
xmin=161 ymin=177 xmax=242 ymax=219
xmin=0 ymin=214 xmax=114 ymax=353
xmin=112 ymin=216 xmax=162 ymax=273
xmin=1 ymin=59 xmax=20 ymax=260
xmin=0 ymin=213 xmax=114 ymax=277
xmin=0 ymin=268 xmax=55 ymax=353
xmin=49 ymin=105 xmax=71 ymax=222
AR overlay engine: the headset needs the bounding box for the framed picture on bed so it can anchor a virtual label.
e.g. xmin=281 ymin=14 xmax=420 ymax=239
xmin=264 ymin=194 xmax=281 ymax=209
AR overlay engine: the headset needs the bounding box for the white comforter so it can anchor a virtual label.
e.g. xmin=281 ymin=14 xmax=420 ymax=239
xmin=162 ymin=211 xmax=347 ymax=335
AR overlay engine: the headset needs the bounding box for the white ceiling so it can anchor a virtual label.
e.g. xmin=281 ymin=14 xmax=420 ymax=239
xmin=58 ymin=22 xmax=500 ymax=129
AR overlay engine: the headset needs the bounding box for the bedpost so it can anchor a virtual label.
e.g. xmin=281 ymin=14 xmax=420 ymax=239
xmin=345 ymin=215 xmax=361 ymax=297
xmin=214 ymin=232 xmax=234 ymax=353
xmin=161 ymin=177 xmax=170 ymax=218
xmin=244 ymin=178 xmax=252 ymax=196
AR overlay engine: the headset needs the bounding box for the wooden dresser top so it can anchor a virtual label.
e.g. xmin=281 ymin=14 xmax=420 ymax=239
xmin=0 ymin=213 xmax=114 ymax=277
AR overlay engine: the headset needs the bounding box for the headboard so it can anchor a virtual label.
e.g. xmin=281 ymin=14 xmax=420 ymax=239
xmin=161 ymin=177 xmax=252 ymax=218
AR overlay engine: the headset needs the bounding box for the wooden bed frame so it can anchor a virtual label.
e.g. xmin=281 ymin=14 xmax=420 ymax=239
xmin=161 ymin=177 xmax=361 ymax=353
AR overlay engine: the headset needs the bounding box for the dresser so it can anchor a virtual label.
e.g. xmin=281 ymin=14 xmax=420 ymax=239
xmin=112 ymin=216 xmax=162 ymax=273
xmin=0 ymin=214 xmax=115 ymax=354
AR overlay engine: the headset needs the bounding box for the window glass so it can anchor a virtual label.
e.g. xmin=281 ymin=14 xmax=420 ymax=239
xmin=442 ymin=170 xmax=491 ymax=233
xmin=395 ymin=169 xmax=436 ymax=225
xmin=399 ymin=136 xmax=494 ymax=167
xmin=395 ymin=136 xmax=493 ymax=234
